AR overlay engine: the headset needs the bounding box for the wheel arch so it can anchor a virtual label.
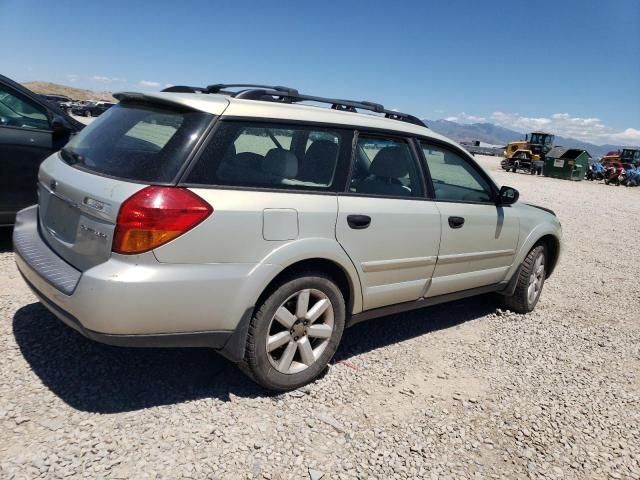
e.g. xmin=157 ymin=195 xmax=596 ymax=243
xmin=536 ymin=233 xmax=561 ymax=278
xmin=507 ymin=220 xmax=562 ymax=283
xmin=255 ymin=257 xmax=358 ymax=318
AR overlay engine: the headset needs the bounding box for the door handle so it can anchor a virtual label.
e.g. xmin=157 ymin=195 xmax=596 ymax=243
xmin=347 ymin=214 xmax=371 ymax=229
xmin=448 ymin=216 xmax=465 ymax=229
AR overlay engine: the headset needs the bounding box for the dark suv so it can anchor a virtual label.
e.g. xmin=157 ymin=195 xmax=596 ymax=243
xmin=0 ymin=74 xmax=83 ymax=226
xmin=72 ymin=101 xmax=115 ymax=117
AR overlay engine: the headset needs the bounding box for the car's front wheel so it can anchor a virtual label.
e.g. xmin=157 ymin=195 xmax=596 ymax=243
xmin=244 ymin=273 xmax=346 ymax=390
xmin=502 ymin=244 xmax=547 ymax=314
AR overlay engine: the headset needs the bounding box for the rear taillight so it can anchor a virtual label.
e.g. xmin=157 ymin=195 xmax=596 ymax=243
xmin=113 ymin=186 xmax=212 ymax=254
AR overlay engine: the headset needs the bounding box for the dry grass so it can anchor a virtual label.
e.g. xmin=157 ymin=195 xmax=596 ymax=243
xmin=22 ymin=81 xmax=116 ymax=102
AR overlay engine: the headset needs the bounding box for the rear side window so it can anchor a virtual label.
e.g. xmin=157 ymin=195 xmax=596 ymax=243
xmin=348 ymin=135 xmax=424 ymax=198
xmin=186 ymin=121 xmax=347 ymax=191
xmin=60 ymin=102 xmax=212 ymax=183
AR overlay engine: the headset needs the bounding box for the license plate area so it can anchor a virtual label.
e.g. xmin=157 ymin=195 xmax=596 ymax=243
xmin=43 ymin=194 xmax=80 ymax=244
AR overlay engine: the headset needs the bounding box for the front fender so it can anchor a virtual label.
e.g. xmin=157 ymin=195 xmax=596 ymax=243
xmin=506 ymin=221 xmax=562 ymax=280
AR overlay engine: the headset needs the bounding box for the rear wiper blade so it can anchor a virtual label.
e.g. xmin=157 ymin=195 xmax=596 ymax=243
xmin=61 ymin=148 xmax=84 ymax=165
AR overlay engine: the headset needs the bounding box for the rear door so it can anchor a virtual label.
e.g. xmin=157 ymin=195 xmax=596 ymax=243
xmin=336 ymin=133 xmax=441 ymax=311
xmin=0 ymin=82 xmax=54 ymax=224
xmin=419 ymin=141 xmax=519 ymax=297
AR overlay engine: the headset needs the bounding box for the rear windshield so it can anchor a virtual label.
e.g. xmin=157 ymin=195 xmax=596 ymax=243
xmin=60 ymin=102 xmax=212 ymax=183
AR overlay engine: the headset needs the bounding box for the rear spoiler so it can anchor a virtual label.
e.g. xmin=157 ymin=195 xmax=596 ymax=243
xmin=113 ymin=91 xmax=203 ymax=112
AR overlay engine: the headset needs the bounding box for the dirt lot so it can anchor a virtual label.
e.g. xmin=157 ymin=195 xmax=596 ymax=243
xmin=0 ymin=155 xmax=638 ymax=479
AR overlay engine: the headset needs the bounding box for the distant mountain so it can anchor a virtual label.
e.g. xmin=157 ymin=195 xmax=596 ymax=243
xmin=22 ymin=81 xmax=116 ymax=102
xmin=424 ymin=119 xmax=621 ymax=158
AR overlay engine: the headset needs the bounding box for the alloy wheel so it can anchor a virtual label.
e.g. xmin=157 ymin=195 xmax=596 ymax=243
xmin=527 ymin=253 xmax=545 ymax=305
xmin=266 ymin=288 xmax=334 ymax=374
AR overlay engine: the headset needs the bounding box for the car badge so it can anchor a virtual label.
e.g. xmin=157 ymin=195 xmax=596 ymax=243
xmin=50 ymin=180 xmax=57 ymax=191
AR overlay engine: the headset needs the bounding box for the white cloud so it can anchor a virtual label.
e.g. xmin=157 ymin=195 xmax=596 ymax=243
xmin=442 ymin=109 xmax=638 ymax=145
xmin=139 ymin=80 xmax=161 ymax=88
xmin=445 ymin=112 xmax=486 ymax=123
xmin=91 ymin=75 xmax=125 ymax=83
xmin=66 ymin=74 xmax=79 ymax=83
xmin=608 ymin=128 xmax=640 ymax=144
xmin=489 ymin=111 xmax=638 ymax=145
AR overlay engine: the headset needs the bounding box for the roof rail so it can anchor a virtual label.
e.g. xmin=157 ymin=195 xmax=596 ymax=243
xmin=204 ymin=84 xmax=299 ymax=96
xmin=162 ymin=85 xmax=207 ymax=93
xmin=160 ymin=84 xmax=427 ymax=128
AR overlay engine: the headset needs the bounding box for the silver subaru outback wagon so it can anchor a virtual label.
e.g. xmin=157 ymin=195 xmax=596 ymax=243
xmin=13 ymin=84 xmax=561 ymax=390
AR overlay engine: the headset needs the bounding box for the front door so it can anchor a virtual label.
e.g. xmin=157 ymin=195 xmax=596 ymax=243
xmin=0 ymin=83 xmax=54 ymax=224
xmin=336 ymin=134 xmax=441 ymax=311
xmin=418 ymin=141 xmax=519 ymax=297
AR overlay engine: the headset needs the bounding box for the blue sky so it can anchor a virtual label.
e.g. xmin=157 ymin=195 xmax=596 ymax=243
xmin=1 ymin=0 xmax=638 ymax=145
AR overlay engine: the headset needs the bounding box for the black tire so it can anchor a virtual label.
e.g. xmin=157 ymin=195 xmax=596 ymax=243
xmin=501 ymin=244 xmax=546 ymax=314
xmin=243 ymin=273 xmax=346 ymax=391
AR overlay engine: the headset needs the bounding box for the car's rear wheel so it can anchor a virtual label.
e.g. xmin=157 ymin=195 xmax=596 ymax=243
xmin=244 ymin=273 xmax=345 ymax=390
xmin=502 ymin=244 xmax=546 ymax=314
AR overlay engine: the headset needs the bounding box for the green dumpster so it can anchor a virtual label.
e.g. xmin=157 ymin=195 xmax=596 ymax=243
xmin=544 ymin=147 xmax=591 ymax=181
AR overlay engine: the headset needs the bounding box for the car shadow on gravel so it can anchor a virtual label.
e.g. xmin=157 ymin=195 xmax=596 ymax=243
xmin=13 ymin=296 xmax=497 ymax=413
xmin=335 ymin=295 xmax=497 ymax=363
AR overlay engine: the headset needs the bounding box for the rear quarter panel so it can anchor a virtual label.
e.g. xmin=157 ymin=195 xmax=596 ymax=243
xmin=153 ymin=189 xmax=364 ymax=314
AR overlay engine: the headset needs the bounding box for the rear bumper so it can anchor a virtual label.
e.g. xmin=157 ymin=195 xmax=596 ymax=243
xmin=13 ymin=206 xmax=81 ymax=295
xmin=18 ymin=271 xmax=235 ymax=350
xmin=13 ymin=205 xmax=279 ymax=358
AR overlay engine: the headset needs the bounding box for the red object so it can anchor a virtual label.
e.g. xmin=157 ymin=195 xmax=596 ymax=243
xmin=113 ymin=186 xmax=213 ymax=254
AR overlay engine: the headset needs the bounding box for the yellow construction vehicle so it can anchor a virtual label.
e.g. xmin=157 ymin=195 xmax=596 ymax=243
xmin=501 ymin=132 xmax=555 ymax=174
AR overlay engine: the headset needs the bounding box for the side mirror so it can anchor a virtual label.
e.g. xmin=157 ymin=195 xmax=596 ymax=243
xmin=51 ymin=115 xmax=70 ymax=132
xmin=497 ymin=185 xmax=519 ymax=205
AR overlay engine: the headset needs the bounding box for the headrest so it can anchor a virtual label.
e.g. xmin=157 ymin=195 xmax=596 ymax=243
xmin=263 ymin=148 xmax=298 ymax=178
xmin=224 ymin=143 xmax=237 ymax=161
xmin=370 ymin=146 xmax=410 ymax=178
xmin=234 ymin=152 xmax=263 ymax=170
xmin=305 ymin=140 xmax=338 ymax=162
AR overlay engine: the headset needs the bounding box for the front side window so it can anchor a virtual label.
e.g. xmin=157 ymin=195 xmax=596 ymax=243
xmin=186 ymin=121 xmax=345 ymax=190
xmin=348 ymin=135 xmax=423 ymax=198
xmin=421 ymin=143 xmax=493 ymax=203
xmin=0 ymin=86 xmax=50 ymax=130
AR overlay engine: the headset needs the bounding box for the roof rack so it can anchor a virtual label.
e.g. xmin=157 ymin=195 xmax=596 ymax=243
xmin=161 ymin=84 xmax=427 ymax=128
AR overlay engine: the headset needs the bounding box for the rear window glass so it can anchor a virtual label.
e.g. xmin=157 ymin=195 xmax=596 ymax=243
xmin=186 ymin=121 xmax=347 ymax=191
xmin=60 ymin=102 xmax=212 ymax=183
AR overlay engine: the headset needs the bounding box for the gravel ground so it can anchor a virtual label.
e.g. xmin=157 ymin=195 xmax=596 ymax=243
xmin=1 ymin=155 xmax=638 ymax=479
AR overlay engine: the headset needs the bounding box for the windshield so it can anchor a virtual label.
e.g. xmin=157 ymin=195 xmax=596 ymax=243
xmin=530 ymin=133 xmax=553 ymax=145
xmin=61 ymin=102 xmax=212 ymax=183
xmin=621 ymin=149 xmax=639 ymax=161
